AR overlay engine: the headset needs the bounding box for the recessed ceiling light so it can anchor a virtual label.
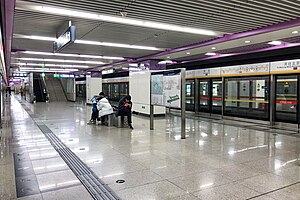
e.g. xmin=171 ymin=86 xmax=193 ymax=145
xmin=245 ymin=40 xmax=251 ymax=43
xmin=268 ymin=41 xmax=282 ymax=46
xmin=211 ymin=47 xmax=216 ymax=50
xmin=31 ymin=6 xmax=218 ymax=36
xmin=186 ymin=52 xmax=191 ymax=55
xmin=167 ymin=56 xmax=170 ymax=59
xmin=205 ymin=52 xmax=217 ymax=56
xmin=292 ymin=30 xmax=298 ymax=34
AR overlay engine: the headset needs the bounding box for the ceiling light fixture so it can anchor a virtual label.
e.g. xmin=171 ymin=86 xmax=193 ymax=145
xmin=74 ymin=40 xmax=161 ymax=51
xmin=19 ymin=67 xmax=78 ymax=73
xmin=245 ymin=40 xmax=251 ymax=43
xmin=268 ymin=41 xmax=282 ymax=46
xmin=186 ymin=52 xmax=191 ymax=55
xmin=205 ymin=52 xmax=217 ymax=56
xmin=11 ymin=62 xmax=90 ymax=68
xmin=292 ymin=30 xmax=298 ymax=34
xmin=14 ymin=57 xmax=105 ymax=65
xmin=19 ymin=67 xmax=78 ymax=71
xmin=33 ymin=6 xmax=218 ymax=36
xmin=211 ymin=47 xmax=216 ymax=50
xmin=13 ymin=34 xmax=162 ymax=51
xmin=18 ymin=51 xmax=124 ymax=60
xmin=14 ymin=34 xmax=56 ymax=41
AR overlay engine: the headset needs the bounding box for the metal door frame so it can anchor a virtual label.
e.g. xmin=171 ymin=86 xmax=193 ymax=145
xmin=274 ymin=74 xmax=299 ymax=124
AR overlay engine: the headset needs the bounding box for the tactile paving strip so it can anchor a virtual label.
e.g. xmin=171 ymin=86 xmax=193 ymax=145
xmin=19 ymin=100 xmax=120 ymax=200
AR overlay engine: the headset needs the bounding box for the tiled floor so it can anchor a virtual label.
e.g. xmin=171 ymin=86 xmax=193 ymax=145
xmin=3 ymin=95 xmax=300 ymax=199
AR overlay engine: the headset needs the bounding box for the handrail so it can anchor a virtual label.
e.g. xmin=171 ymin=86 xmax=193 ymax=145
xmin=58 ymin=79 xmax=68 ymax=100
xmin=37 ymin=78 xmax=45 ymax=102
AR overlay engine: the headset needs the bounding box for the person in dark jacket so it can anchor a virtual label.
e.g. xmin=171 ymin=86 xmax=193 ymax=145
xmin=118 ymin=95 xmax=133 ymax=129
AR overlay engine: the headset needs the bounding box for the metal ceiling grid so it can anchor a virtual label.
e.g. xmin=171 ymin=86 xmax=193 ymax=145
xmin=281 ymin=35 xmax=300 ymax=43
xmin=11 ymin=39 xmax=154 ymax=58
xmin=215 ymin=43 xmax=273 ymax=54
xmin=20 ymin=0 xmax=300 ymax=33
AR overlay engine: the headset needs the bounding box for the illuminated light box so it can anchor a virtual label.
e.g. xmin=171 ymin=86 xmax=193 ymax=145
xmin=53 ymin=26 xmax=76 ymax=53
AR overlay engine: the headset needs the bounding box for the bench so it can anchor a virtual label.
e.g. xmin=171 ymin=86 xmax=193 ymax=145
xmin=106 ymin=111 xmax=128 ymax=128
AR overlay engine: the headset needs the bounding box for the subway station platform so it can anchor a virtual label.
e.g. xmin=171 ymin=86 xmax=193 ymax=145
xmin=1 ymin=95 xmax=300 ymax=200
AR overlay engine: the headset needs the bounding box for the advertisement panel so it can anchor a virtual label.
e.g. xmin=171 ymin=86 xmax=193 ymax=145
xmin=163 ymin=70 xmax=181 ymax=108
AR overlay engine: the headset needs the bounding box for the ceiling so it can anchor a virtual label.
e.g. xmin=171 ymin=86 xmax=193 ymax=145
xmin=10 ymin=0 xmax=300 ymax=73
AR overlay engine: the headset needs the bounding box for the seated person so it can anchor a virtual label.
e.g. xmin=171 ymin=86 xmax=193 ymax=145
xmin=118 ymin=95 xmax=133 ymax=129
xmin=97 ymin=92 xmax=113 ymax=125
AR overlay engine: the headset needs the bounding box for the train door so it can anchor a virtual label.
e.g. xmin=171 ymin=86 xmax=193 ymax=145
xmin=212 ymin=79 xmax=222 ymax=114
xmin=199 ymin=79 xmax=210 ymax=112
xmin=186 ymin=79 xmax=195 ymax=111
xmin=224 ymin=76 xmax=269 ymax=120
xmin=198 ymin=79 xmax=222 ymax=114
xmin=275 ymin=75 xmax=298 ymax=123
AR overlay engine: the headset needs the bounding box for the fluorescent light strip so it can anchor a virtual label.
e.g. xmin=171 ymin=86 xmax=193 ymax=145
xmin=19 ymin=68 xmax=78 ymax=73
xmin=11 ymin=62 xmax=90 ymax=68
xmin=20 ymin=67 xmax=78 ymax=71
xmin=14 ymin=57 xmax=105 ymax=65
xmin=33 ymin=6 xmax=217 ymax=36
xmin=13 ymin=34 xmax=162 ymax=51
xmin=19 ymin=51 xmax=124 ymax=60
xmin=75 ymin=40 xmax=161 ymax=50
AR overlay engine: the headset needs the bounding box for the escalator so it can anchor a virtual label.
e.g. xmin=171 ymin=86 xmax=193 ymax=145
xmin=33 ymin=74 xmax=48 ymax=102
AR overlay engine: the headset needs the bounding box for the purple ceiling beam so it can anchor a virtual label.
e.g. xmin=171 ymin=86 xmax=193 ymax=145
xmin=3 ymin=0 xmax=15 ymax=80
xmin=89 ymin=18 xmax=300 ymax=71
xmin=134 ymin=18 xmax=300 ymax=61
xmin=179 ymin=42 xmax=300 ymax=64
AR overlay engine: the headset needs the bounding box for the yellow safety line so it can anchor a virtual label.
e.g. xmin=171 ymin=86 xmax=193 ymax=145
xmin=225 ymin=99 xmax=269 ymax=103
xmin=276 ymin=94 xmax=297 ymax=96
xmin=276 ymin=98 xmax=297 ymax=101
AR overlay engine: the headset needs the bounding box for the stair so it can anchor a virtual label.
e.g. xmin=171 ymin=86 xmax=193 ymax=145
xmin=45 ymin=76 xmax=67 ymax=101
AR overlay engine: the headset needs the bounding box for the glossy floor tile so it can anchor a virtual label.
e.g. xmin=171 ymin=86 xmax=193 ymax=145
xmin=4 ymin=96 xmax=300 ymax=200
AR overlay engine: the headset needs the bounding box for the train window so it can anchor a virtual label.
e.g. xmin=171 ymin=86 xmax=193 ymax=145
xmin=111 ymin=83 xmax=120 ymax=101
xmin=119 ymin=82 xmax=129 ymax=97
